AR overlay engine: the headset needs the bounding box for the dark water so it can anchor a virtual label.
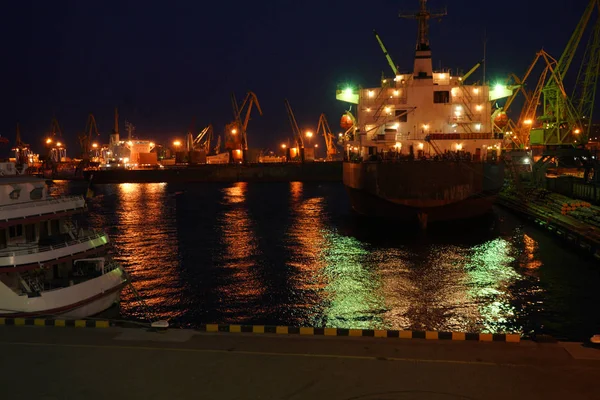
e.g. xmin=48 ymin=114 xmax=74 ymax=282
xmin=53 ymin=180 xmax=600 ymax=341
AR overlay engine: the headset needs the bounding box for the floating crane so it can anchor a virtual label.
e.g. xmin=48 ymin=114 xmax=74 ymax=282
xmin=284 ymin=99 xmax=304 ymax=162
xmin=315 ymin=114 xmax=339 ymax=161
xmin=226 ymin=91 xmax=262 ymax=163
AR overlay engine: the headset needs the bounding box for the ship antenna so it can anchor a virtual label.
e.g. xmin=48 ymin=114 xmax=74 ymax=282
xmin=483 ymin=29 xmax=487 ymax=84
xmin=399 ymin=0 xmax=447 ymax=51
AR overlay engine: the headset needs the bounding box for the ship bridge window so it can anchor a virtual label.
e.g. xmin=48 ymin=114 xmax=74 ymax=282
xmin=29 ymin=187 xmax=43 ymax=200
xmin=434 ymin=91 xmax=450 ymax=104
xmin=395 ymin=110 xmax=408 ymax=122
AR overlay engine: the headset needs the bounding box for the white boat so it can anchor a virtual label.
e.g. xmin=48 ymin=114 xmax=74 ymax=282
xmin=0 ymin=162 xmax=127 ymax=318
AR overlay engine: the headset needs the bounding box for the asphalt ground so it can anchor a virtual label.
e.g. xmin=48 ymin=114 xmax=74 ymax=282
xmin=0 ymin=326 xmax=599 ymax=400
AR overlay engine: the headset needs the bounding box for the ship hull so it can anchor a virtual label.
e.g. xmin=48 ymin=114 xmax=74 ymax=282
xmin=343 ymin=161 xmax=504 ymax=223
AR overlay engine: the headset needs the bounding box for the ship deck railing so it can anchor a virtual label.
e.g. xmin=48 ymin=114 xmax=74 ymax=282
xmin=0 ymin=230 xmax=108 ymax=258
xmin=0 ymin=195 xmax=84 ymax=213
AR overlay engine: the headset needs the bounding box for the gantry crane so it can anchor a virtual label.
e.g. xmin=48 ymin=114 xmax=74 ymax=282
xmin=315 ymin=114 xmax=339 ymax=161
xmin=79 ymin=114 xmax=100 ymax=160
xmin=226 ymin=91 xmax=262 ymax=163
xmin=283 ymin=99 xmax=304 ymax=162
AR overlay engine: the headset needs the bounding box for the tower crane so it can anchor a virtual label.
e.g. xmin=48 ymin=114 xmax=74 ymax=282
xmin=315 ymin=114 xmax=339 ymax=161
xmin=226 ymin=91 xmax=262 ymax=163
xmin=283 ymin=99 xmax=304 ymax=162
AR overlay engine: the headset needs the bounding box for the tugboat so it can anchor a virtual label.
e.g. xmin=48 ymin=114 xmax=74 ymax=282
xmin=338 ymin=0 xmax=511 ymax=228
xmin=0 ymin=162 xmax=127 ymax=317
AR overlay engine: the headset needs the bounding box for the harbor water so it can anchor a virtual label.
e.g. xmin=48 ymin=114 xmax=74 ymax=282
xmin=54 ymin=181 xmax=600 ymax=341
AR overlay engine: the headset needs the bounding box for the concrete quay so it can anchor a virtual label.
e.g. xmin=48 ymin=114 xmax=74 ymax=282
xmin=0 ymin=325 xmax=599 ymax=399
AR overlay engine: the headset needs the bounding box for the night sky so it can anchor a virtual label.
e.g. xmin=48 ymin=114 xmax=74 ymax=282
xmin=2 ymin=0 xmax=586 ymax=154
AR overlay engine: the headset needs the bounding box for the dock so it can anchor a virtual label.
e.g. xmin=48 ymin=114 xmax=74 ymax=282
xmin=497 ymin=188 xmax=600 ymax=259
xmin=1 ymin=323 xmax=599 ymax=399
xmin=84 ymin=161 xmax=343 ymax=184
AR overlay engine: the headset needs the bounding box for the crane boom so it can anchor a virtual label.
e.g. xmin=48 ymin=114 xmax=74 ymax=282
xmin=373 ymin=30 xmax=399 ymax=75
xmin=461 ymin=60 xmax=483 ymax=83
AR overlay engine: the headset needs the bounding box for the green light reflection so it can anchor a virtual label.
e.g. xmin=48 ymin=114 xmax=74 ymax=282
xmin=463 ymin=238 xmax=522 ymax=334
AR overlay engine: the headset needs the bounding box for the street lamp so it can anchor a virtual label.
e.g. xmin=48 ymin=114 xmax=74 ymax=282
xmin=281 ymin=144 xmax=287 ymax=149
xmin=173 ymin=140 xmax=181 ymax=147
xmin=305 ymin=131 xmax=313 ymax=146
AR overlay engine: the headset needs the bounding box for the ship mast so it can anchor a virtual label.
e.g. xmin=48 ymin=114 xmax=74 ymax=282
xmin=400 ymin=0 xmax=447 ymax=78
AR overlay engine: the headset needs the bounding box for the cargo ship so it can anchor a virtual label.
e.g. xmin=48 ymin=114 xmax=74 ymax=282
xmin=337 ymin=0 xmax=510 ymax=227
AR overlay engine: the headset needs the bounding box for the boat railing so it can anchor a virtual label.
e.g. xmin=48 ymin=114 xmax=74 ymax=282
xmin=0 ymin=195 xmax=84 ymax=212
xmin=0 ymin=230 xmax=108 ymax=258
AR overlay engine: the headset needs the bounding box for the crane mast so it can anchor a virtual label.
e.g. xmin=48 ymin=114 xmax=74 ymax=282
xmin=284 ymin=99 xmax=304 ymax=162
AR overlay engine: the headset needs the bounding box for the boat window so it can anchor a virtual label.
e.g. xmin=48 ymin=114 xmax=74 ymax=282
xmin=9 ymin=225 xmax=23 ymax=238
xmin=50 ymin=219 xmax=60 ymax=235
xmin=0 ymin=229 xmax=6 ymax=249
xmin=25 ymin=224 xmax=36 ymax=243
xmin=9 ymin=189 xmax=20 ymax=200
xmin=434 ymin=91 xmax=450 ymax=104
xmin=30 ymin=187 xmax=43 ymax=200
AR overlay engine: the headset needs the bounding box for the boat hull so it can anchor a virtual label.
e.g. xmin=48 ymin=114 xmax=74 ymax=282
xmin=0 ymin=267 xmax=126 ymax=318
xmin=343 ymin=161 xmax=504 ymax=222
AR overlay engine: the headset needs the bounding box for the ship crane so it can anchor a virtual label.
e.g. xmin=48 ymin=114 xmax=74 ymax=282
xmin=373 ymin=30 xmax=399 ymax=76
xmin=315 ymin=113 xmax=339 ymax=161
xmin=284 ymin=99 xmax=305 ymax=162
xmin=193 ymin=125 xmax=214 ymax=154
xmin=227 ymin=91 xmax=263 ymax=163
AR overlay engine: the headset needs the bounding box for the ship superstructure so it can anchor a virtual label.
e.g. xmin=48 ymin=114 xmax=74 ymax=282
xmin=338 ymin=0 xmax=512 ymax=160
xmin=337 ymin=0 xmax=507 ymax=227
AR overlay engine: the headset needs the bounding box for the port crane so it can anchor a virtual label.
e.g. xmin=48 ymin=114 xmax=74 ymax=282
xmin=226 ymin=91 xmax=263 ymax=163
xmin=78 ymin=114 xmax=100 ymax=160
xmin=283 ymin=99 xmax=305 ymax=162
xmin=315 ymin=114 xmax=340 ymax=161
xmin=533 ymin=0 xmax=600 ymax=146
xmin=13 ymin=123 xmax=31 ymax=168
xmin=45 ymin=117 xmax=65 ymax=164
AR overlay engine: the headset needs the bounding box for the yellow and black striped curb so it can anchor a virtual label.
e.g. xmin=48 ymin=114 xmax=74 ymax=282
xmin=196 ymin=324 xmax=521 ymax=343
xmin=0 ymin=318 xmax=111 ymax=328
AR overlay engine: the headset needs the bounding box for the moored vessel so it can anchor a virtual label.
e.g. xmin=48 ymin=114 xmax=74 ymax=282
xmin=337 ymin=0 xmax=510 ymax=227
xmin=0 ymin=162 xmax=127 ymax=317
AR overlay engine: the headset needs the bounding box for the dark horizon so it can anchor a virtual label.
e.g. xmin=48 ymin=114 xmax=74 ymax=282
xmin=2 ymin=0 xmax=587 ymax=155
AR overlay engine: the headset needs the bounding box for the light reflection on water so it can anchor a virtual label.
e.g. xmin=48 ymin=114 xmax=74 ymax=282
xmin=55 ymin=181 xmax=600 ymax=340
